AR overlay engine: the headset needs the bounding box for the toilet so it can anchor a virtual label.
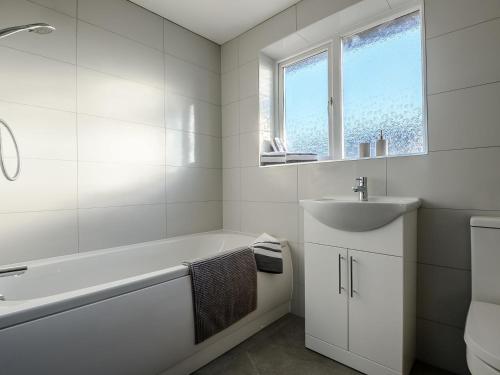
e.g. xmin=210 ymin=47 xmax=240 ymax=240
xmin=465 ymin=217 xmax=500 ymax=375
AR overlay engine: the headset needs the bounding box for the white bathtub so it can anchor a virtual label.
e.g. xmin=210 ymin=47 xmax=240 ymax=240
xmin=0 ymin=231 xmax=293 ymax=375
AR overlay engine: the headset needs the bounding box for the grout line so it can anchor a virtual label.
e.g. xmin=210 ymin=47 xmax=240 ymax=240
xmin=426 ymin=16 xmax=500 ymax=41
xmin=0 ymin=44 xmax=75 ymax=67
xmin=164 ymin=50 xmax=221 ymax=76
xmin=417 ymin=261 xmax=470 ymax=272
xmin=76 ymin=18 xmax=164 ymax=53
xmin=164 ymin=19 xmax=169 ymax=239
xmin=76 ymin=0 xmax=80 ymax=253
xmin=0 ymin=208 xmax=78 ymax=216
xmin=419 ymin=207 xmax=500 ymax=212
xmin=25 ymin=0 xmax=76 ymax=18
xmin=0 ymin=98 xmax=76 ymax=115
xmin=429 ymin=145 xmax=500 ymax=154
xmin=77 ymin=64 xmax=164 ymax=91
xmin=167 ymin=91 xmax=221 ymax=109
xmin=428 ymin=80 xmax=500 ymax=97
xmin=166 ymin=87 xmax=221 ymax=108
xmin=165 ymin=127 xmax=222 ymax=140
xmin=416 ymin=317 xmax=465 ymax=331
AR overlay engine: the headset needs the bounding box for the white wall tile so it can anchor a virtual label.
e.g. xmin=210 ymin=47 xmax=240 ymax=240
xmin=387 ymin=148 xmax=500 ymax=210
xmin=222 ymin=102 xmax=239 ymax=137
xmin=0 ymin=0 xmax=76 ymax=63
xmin=0 ymin=47 xmax=75 ymax=112
xmin=0 ymin=101 xmax=76 ymax=160
xmin=221 ymin=38 xmax=239 ymax=74
xmin=78 ymin=0 xmax=164 ymax=50
xmin=78 ymin=114 xmax=165 ymax=165
xmin=221 ymin=69 xmax=239 ymax=105
xmin=164 ymin=20 xmax=220 ymax=74
xmin=239 ymin=95 xmax=259 ymax=134
xmin=223 ymin=201 xmax=241 ymax=232
xmin=0 ymin=159 xmax=76 ymax=213
xmin=296 ymin=0 xmax=360 ymax=30
xmin=417 ymin=264 xmax=471 ymax=328
xmin=241 ymin=165 xmax=297 ymax=202
xmin=418 ymin=209 xmax=500 ymax=270
xmin=428 ymin=82 xmax=500 ymax=151
xmin=166 ymin=130 xmax=221 ymax=168
xmin=78 ymin=162 xmax=165 ymax=208
xmin=239 ymin=60 xmax=259 ymax=100
xmin=291 ymin=284 xmax=305 ymax=317
xmin=166 ymin=93 xmax=221 ymax=137
xmin=222 ymin=135 xmax=240 ymax=169
xmin=223 ymin=168 xmax=241 ymax=201
xmin=77 ymin=21 xmax=164 ymax=88
xmin=29 ymin=0 xmax=77 ymax=17
xmin=298 ymin=158 xmax=387 ymax=199
xmin=238 ymin=6 xmax=297 ymax=66
xmin=416 ymin=319 xmax=468 ymax=375
xmin=427 ymin=18 xmax=500 ymax=94
xmin=167 ymin=201 xmax=222 ymax=237
xmin=289 ymin=242 xmax=305 ymax=288
xmin=79 ymin=204 xmax=167 ymax=252
xmin=77 ymin=67 xmax=164 ymax=126
xmin=425 ymin=0 xmax=500 ymax=39
xmin=166 ymin=55 xmax=220 ymax=105
xmin=0 ymin=210 xmax=78 ymax=265
xmin=239 ymin=131 xmax=260 ymax=167
xmin=166 ymin=167 xmax=221 ymax=202
xmin=241 ymin=201 xmax=299 ymax=242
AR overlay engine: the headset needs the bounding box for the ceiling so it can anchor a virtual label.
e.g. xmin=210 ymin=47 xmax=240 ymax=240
xmin=130 ymin=0 xmax=301 ymax=45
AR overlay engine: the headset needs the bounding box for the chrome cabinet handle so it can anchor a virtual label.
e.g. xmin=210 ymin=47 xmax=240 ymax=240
xmin=350 ymin=256 xmax=356 ymax=298
xmin=338 ymin=254 xmax=344 ymax=294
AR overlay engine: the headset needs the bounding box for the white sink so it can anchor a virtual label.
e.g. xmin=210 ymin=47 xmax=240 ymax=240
xmin=300 ymin=196 xmax=421 ymax=232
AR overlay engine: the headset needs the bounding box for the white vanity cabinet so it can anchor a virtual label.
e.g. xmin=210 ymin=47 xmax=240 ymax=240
xmin=304 ymin=210 xmax=417 ymax=375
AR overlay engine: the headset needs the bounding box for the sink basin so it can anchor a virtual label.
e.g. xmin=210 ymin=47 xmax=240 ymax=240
xmin=300 ymin=196 xmax=421 ymax=232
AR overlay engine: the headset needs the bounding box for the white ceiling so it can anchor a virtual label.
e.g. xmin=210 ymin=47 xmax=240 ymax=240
xmin=130 ymin=0 xmax=301 ymax=45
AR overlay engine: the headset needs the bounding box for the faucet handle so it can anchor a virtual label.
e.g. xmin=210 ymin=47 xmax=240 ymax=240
xmin=355 ymin=176 xmax=367 ymax=185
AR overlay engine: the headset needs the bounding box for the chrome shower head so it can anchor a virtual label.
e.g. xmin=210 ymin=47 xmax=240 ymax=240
xmin=0 ymin=23 xmax=55 ymax=39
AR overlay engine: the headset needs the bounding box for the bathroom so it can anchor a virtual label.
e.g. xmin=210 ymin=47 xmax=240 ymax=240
xmin=0 ymin=0 xmax=498 ymax=374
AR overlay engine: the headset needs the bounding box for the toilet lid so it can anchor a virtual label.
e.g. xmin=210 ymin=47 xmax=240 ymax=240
xmin=465 ymin=302 xmax=500 ymax=370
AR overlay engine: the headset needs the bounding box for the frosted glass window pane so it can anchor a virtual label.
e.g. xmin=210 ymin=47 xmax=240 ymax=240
xmin=283 ymin=51 xmax=329 ymax=157
xmin=342 ymin=11 xmax=424 ymax=159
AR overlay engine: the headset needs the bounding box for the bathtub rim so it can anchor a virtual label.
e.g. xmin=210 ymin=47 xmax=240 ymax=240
xmin=0 ymin=230 xmax=263 ymax=331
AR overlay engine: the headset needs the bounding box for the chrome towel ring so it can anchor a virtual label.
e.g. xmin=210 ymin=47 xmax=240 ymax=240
xmin=0 ymin=118 xmax=21 ymax=181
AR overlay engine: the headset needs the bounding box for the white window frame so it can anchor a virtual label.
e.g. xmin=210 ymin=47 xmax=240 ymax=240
xmin=276 ymin=3 xmax=427 ymax=161
xmin=277 ymin=43 xmax=334 ymax=160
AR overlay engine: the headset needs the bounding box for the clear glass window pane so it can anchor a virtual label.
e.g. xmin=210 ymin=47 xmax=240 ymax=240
xmin=342 ymin=11 xmax=424 ymax=159
xmin=283 ymin=50 xmax=329 ymax=157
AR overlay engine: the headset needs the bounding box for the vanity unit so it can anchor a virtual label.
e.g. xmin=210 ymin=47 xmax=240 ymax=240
xmin=301 ymin=189 xmax=420 ymax=375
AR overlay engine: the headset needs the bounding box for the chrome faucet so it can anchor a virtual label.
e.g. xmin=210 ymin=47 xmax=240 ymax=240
xmin=352 ymin=177 xmax=368 ymax=201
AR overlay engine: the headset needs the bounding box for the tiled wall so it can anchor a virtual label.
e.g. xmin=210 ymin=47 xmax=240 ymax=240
xmin=221 ymin=0 xmax=500 ymax=373
xmin=0 ymin=0 xmax=222 ymax=264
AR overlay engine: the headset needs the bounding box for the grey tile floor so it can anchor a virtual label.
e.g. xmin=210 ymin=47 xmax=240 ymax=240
xmin=193 ymin=314 xmax=454 ymax=375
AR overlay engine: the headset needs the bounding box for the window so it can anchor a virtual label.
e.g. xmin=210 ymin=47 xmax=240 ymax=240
xmin=276 ymin=8 xmax=426 ymax=163
xmin=342 ymin=11 xmax=425 ymax=159
xmin=279 ymin=46 xmax=331 ymax=159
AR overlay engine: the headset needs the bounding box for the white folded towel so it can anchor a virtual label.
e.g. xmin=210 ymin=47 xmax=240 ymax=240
xmin=260 ymin=151 xmax=286 ymax=164
xmin=250 ymin=233 xmax=283 ymax=274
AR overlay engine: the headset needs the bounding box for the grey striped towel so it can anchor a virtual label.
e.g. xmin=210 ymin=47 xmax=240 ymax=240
xmin=250 ymin=233 xmax=283 ymax=274
xmin=185 ymin=247 xmax=257 ymax=344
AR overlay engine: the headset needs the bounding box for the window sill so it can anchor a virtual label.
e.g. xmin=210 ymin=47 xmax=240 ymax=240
xmin=259 ymin=151 xmax=428 ymax=168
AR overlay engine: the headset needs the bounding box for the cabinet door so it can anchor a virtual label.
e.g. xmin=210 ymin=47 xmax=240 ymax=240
xmin=305 ymin=243 xmax=348 ymax=349
xmin=348 ymin=249 xmax=403 ymax=371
